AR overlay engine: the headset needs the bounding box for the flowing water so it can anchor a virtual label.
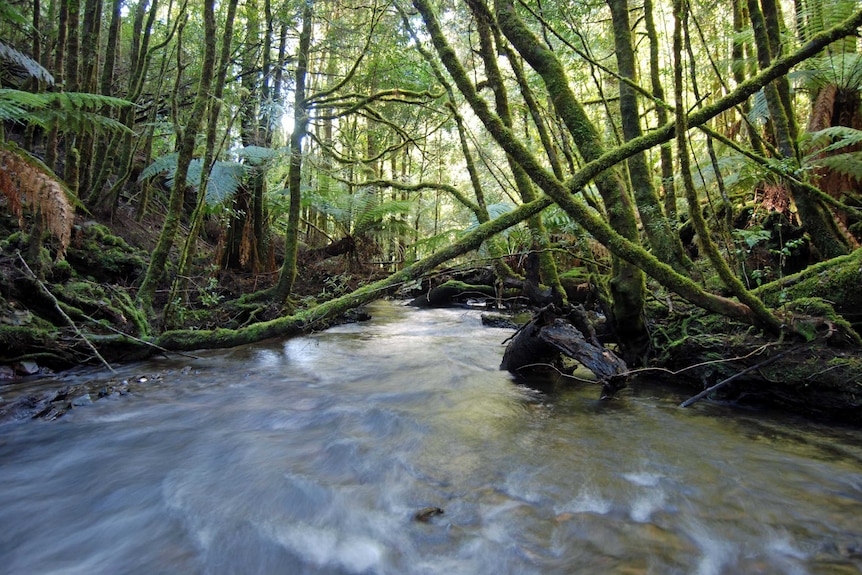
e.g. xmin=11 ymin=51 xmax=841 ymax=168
xmin=1 ymin=301 xmax=862 ymax=574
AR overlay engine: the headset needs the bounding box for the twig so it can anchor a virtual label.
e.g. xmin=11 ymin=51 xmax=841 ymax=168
xmin=679 ymin=345 xmax=802 ymax=408
xmin=16 ymin=251 xmax=116 ymax=373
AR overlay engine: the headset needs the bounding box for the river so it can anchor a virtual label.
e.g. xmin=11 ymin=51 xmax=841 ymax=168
xmin=1 ymin=301 xmax=861 ymax=574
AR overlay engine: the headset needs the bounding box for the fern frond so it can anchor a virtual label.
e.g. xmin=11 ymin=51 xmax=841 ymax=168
xmin=203 ymin=161 xmax=246 ymax=205
xmin=0 ymin=2 xmax=28 ymax=27
xmin=138 ymin=153 xmax=179 ymax=181
xmin=233 ymin=145 xmax=288 ymax=165
xmin=140 ymin=154 xmax=246 ymax=205
xmin=747 ymin=89 xmax=770 ymax=125
xmin=802 ymin=126 xmax=862 ymax=156
xmin=0 ymin=89 xmax=132 ymax=132
xmin=0 ymin=41 xmax=53 ymax=85
xmin=354 ymin=198 xmax=415 ymax=234
xmin=808 ymin=152 xmax=862 ymax=180
xmin=0 ymin=145 xmax=74 ymax=258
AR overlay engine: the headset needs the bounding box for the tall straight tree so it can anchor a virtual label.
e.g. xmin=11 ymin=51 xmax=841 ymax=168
xmin=272 ymin=0 xmax=313 ymax=302
xmin=607 ymin=0 xmax=689 ymax=273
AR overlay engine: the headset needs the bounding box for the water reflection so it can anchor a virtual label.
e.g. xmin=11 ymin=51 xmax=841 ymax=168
xmin=0 ymin=301 xmax=861 ymax=574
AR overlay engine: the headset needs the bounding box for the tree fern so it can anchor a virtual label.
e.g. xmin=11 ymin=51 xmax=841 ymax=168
xmin=140 ymin=153 xmax=247 ymax=206
xmin=0 ymin=145 xmax=74 ymax=258
xmin=0 ymin=89 xmax=132 ymax=134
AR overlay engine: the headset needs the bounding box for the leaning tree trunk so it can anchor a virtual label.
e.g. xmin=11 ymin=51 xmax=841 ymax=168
xmin=135 ymin=0 xmax=217 ymax=315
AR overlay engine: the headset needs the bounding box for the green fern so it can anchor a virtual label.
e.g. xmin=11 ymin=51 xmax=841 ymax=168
xmin=138 ymin=152 xmax=179 ymax=182
xmin=140 ymin=153 xmax=247 ymax=206
xmin=233 ymin=145 xmax=288 ymax=165
xmin=809 ymin=153 xmax=862 ymax=180
xmin=802 ymin=126 xmax=862 ymax=155
xmin=0 ymin=89 xmax=131 ymax=133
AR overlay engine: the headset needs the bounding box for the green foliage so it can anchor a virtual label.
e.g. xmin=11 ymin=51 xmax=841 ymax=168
xmin=0 ymin=89 xmax=132 ymax=134
xmin=233 ymin=145 xmax=289 ymax=165
xmin=464 ymin=202 xmax=517 ymax=233
xmin=309 ymin=186 xmax=415 ymax=237
xmin=139 ymin=153 xmax=248 ymax=207
xmin=801 ymin=126 xmax=862 ymax=181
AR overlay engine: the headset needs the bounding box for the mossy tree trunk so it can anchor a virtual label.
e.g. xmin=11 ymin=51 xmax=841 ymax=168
xmin=467 ymin=0 xmax=565 ymax=304
xmin=608 ymin=0 xmax=689 ymax=274
xmin=671 ymin=0 xmax=783 ymax=334
xmin=643 ymin=0 xmax=679 ymax=222
xmin=164 ymin=0 xmax=240 ymax=324
xmin=493 ymin=0 xmax=648 ymax=362
xmin=272 ymin=0 xmax=313 ymax=303
xmin=135 ymin=0 xmax=217 ymax=315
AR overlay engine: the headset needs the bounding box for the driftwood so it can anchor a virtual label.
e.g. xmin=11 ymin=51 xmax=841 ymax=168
xmin=501 ymin=309 xmax=627 ymax=396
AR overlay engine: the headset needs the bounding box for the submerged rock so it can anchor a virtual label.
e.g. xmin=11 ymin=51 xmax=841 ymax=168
xmin=413 ymin=507 xmax=444 ymax=522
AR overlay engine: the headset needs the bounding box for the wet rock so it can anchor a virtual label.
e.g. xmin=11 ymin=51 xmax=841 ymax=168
xmin=71 ymin=394 xmax=92 ymax=407
xmin=481 ymin=313 xmax=519 ymax=329
xmin=14 ymin=360 xmax=40 ymax=376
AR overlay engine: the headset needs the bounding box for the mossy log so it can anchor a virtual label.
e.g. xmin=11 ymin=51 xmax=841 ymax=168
xmin=756 ymin=248 xmax=862 ymax=334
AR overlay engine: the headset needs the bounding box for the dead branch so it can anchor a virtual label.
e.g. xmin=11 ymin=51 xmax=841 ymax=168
xmin=16 ymin=251 xmax=116 ymax=373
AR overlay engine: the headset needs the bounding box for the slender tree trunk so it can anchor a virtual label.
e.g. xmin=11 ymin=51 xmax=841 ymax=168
xmin=748 ymin=0 xmax=849 ymax=258
xmin=76 ymin=0 xmax=102 ymax=197
xmin=165 ymin=0 xmax=240 ymax=323
xmin=62 ymin=0 xmax=80 ymax=195
xmin=45 ymin=0 xmax=69 ymax=172
xmin=468 ymin=0 xmax=565 ymax=304
xmin=608 ymin=0 xmax=689 ymax=273
xmin=136 ymin=0 xmax=217 ymax=314
xmin=672 ymin=0 xmax=782 ymax=333
xmin=643 ymin=0 xmax=679 ymax=222
xmin=273 ymin=0 xmax=313 ymax=302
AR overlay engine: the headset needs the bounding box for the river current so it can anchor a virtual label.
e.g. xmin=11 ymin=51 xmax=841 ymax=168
xmin=1 ymin=301 xmax=861 ymax=574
